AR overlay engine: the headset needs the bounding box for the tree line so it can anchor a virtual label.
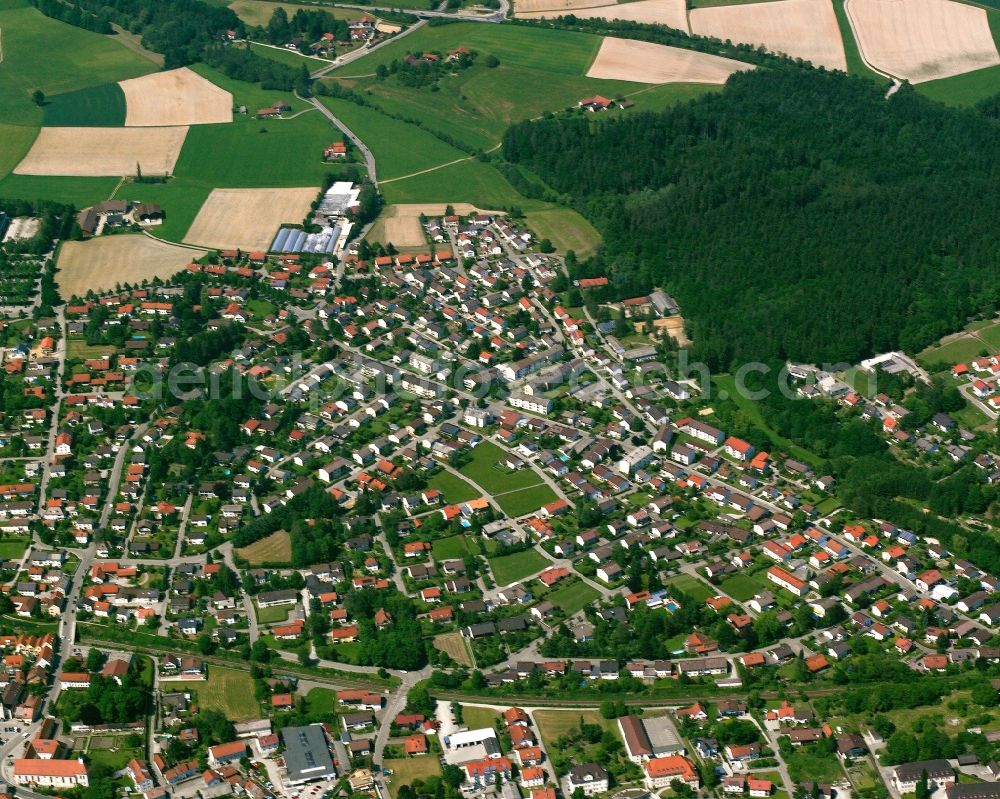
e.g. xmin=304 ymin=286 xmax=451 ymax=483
xmin=503 ymin=68 xmax=1000 ymax=369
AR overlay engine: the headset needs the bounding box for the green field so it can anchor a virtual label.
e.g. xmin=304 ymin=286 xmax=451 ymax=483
xmin=831 ymin=0 xmax=886 ymax=82
xmin=523 ymin=207 xmax=602 ymax=258
xmin=384 ymin=757 xmax=442 ymax=798
xmin=494 ymin=483 xmax=559 ymax=517
xmin=42 ymin=82 xmax=127 ymax=127
xmin=427 ymin=470 xmax=480 ymax=504
xmin=488 ymin=548 xmax=548 ymax=584
xmin=0 ymin=538 xmax=29 ymax=559
xmin=0 ymin=0 xmax=154 ymax=179
xmin=546 ymin=579 xmax=599 ymax=615
xmin=460 ymin=440 xmax=547 ymax=492
xmin=461 ymin=704 xmax=500 ymax=730
xmin=431 ymin=534 xmax=473 ymax=560
xmin=305 ymin=687 xmax=338 ymax=716
xmin=250 ymin=41 xmax=330 ymax=69
xmin=194 ymin=666 xmax=260 ymax=721
xmin=0 ymin=175 xmax=121 ymax=208
xmin=328 ymin=23 xmax=648 ymax=151
xmin=919 ymin=64 xmax=1000 ymax=106
xmin=666 ymin=572 xmax=714 ymax=602
xmin=534 ymin=709 xmax=616 ymax=750
xmin=719 ymin=572 xmax=765 ymax=602
xmin=918 ymin=334 xmax=994 ymax=368
xmin=255 ymin=601 xmax=293 ymax=624
xmin=382 ymin=157 xmax=541 ymax=208
xmin=785 ymin=746 xmax=845 ymax=784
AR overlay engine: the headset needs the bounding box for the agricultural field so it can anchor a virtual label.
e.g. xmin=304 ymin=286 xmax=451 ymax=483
xmin=236 ymin=530 xmax=292 ymax=564
xmin=0 ymin=175 xmax=120 ymax=209
xmin=586 ymin=37 xmax=752 ymax=84
xmin=14 ymin=126 xmax=189 ymax=177
xmin=42 ymin=83 xmax=127 ymax=127
xmin=56 ymin=235 xmax=206 ymax=300
xmin=119 ymin=68 xmax=233 ymax=126
xmin=488 ymin=548 xmax=549 ymax=584
xmin=847 ymin=0 xmax=1000 ymax=83
xmin=192 ymin=667 xmax=260 ymax=721
xmin=433 ymin=631 xmax=474 ymax=666
xmin=547 ymin=579 xmax=599 ymax=615
xmin=326 ymin=24 xmax=649 ymax=152
xmin=517 ymin=0 xmax=690 ymax=30
xmin=183 ymin=187 xmax=318 ymax=251
xmin=918 ymin=63 xmax=1000 ymax=105
xmin=690 ymin=0 xmax=847 ymax=71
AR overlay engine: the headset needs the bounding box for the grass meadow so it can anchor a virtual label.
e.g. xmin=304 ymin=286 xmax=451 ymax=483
xmin=42 ymin=82 xmax=127 ymax=126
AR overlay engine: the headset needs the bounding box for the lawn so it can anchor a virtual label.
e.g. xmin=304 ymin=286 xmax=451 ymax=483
xmin=67 ymin=340 xmax=117 ymax=359
xmin=461 ymin=704 xmax=500 ymax=730
xmin=0 ymin=0 xmax=154 ymax=177
xmin=42 ymin=82 xmax=127 ymax=127
xmin=546 ymin=579 xmax=599 ymax=615
xmin=431 ymin=534 xmax=473 ymax=560
xmin=384 ymin=756 xmax=442 ymax=797
xmin=84 ymin=745 xmax=144 ymax=771
xmin=305 ymin=687 xmax=338 ymax=716
xmin=194 ymin=666 xmax=260 ymax=722
xmin=785 ymin=745 xmax=845 ymax=784
xmin=666 ymin=573 xmax=714 ymax=602
xmin=719 ymin=572 xmax=765 ymax=602
xmin=0 ymin=538 xmax=29 ymax=559
xmin=494 ymin=483 xmax=559 ymax=517
xmin=460 ymin=441 xmax=545 ymax=493
xmin=534 ymin=709 xmax=615 ymax=750
xmin=488 ymin=548 xmax=548 ymax=584
xmin=255 ymin=601 xmax=293 ymax=624
xmin=524 ymin=207 xmax=602 ymax=258
xmin=712 ymin=373 xmax=822 ymax=467
xmin=427 ymin=470 xmax=480 ymax=504
xmin=237 ymin=530 xmax=292 ymax=565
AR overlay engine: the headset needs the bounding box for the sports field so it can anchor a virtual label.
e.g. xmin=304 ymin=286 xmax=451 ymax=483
xmin=57 ymin=235 xmax=205 ymax=299
xmin=488 ymin=549 xmax=548 ymax=584
xmin=14 ymin=126 xmax=188 ymax=176
xmin=183 ymin=187 xmax=317 ymax=251
xmin=120 ymin=68 xmax=233 ymax=126
xmin=236 ymin=530 xmax=292 ymax=564
xmin=194 ymin=667 xmax=260 ymax=721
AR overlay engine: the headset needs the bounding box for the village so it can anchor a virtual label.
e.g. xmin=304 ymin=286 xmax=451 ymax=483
xmin=0 ymin=200 xmax=996 ymax=799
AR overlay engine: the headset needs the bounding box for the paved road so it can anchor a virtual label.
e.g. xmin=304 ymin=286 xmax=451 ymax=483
xmin=307 ymin=95 xmax=378 ymax=184
xmin=310 ymin=18 xmax=430 ymax=80
xmin=35 ymin=306 xmax=67 ymax=515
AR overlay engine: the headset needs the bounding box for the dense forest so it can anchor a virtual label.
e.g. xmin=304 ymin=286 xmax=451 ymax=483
xmin=504 ymin=68 xmax=1000 ymax=368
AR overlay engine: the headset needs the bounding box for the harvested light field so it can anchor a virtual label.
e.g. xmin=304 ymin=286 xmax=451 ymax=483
xmin=518 ymin=0 xmax=689 ymax=30
xmin=57 ymin=235 xmax=205 ymax=298
xmin=514 ymin=0 xmax=624 ymax=13
xmin=690 ymin=0 xmax=847 ymax=70
xmin=848 ymin=0 xmax=1000 ymax=82
xmin=236 ymin=530 xmax=291 ymax=564
xmin=587 ymin=37 xmax=752 ymax=83
xmin=14 ymin=126 xmax=188 ymax=176
xmin=183 ymin=187 xmax=317 ymax=251
xmin=120 ymin=67 xmax=233 ymax=126
xmin=433 ymin=631 xmax=474 ymax=667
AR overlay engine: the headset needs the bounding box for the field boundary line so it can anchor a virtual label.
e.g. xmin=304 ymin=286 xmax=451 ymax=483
xmin=379 ymin=141 xmax=503 ymax=184
xmin=842 ymin=0 xmax=902 ymax=83
xmin=139 ymin=228 xmax=215 ymax=252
